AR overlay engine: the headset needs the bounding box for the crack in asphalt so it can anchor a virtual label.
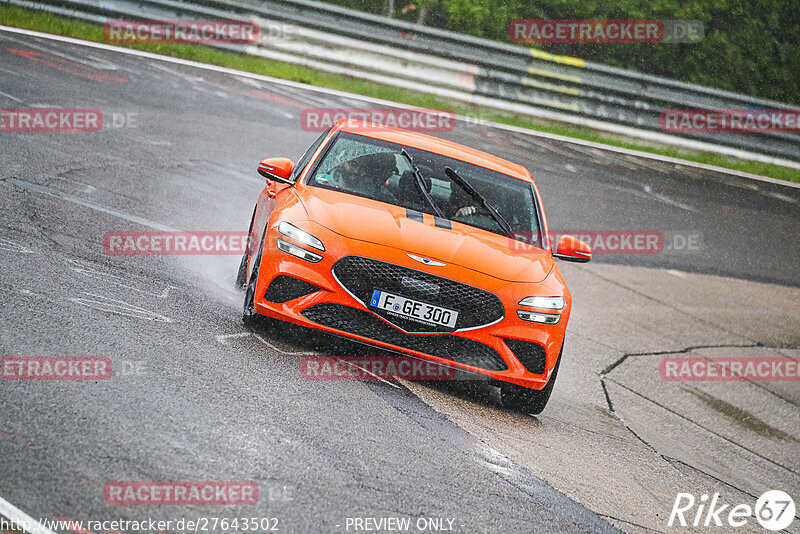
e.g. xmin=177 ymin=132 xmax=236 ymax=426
xmin=599 ymin=514 xmax=666 ymax=534
xmin=599 ymin=344 xmax=763 ymax=376
xmin=664 ymin=456 xmax=763 ymax=502
xmin=600 ymin=344 xmax=800 ymax=407
xmin=594 ymin=342 xmax=800 ymax=509
xmin=603 ymin=378 xmax=799 ymax=476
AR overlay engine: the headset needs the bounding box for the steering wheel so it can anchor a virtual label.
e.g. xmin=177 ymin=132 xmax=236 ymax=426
xmin=453 ymin=205 xmax=489 ymax=219
xmin=328 ymin=165 xmax=344 ymax=186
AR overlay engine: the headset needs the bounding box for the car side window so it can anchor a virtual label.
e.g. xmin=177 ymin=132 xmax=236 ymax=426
xmin=291 ymin=126 xmax=333 ymax=181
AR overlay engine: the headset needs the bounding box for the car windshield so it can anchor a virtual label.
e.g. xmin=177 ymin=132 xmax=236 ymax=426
xmin=307 ymin=132 xmax=541 ymax=244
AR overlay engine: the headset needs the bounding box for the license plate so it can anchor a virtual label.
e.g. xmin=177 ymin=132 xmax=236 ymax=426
xmin=370 ymin=290 xmax=458 ymax=328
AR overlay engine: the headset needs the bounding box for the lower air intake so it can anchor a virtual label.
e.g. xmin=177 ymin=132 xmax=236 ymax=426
xmin=263 ymin=275 xmax=319 ymax=303
xmin=302 ymin=303 xmax=508 ymax=372
xmin=504 ymin=338 xmax=546 ymax=374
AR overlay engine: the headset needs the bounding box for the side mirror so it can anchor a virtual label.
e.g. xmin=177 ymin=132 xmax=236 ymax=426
xmin=257 ymin=157 xmax=295 ymax=184
xmin=553 ymin=235 xmax=592 ymax=263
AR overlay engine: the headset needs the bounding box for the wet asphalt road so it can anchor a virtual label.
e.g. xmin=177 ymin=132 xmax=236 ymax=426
xmin=1 ymin=27 xmax=799 ymax=534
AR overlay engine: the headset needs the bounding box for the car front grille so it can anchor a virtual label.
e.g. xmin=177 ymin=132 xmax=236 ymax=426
xmin=301 ymin=303 xmax=508 ymax=372
xmin=331 ymin=256 xmax=504 ymax=333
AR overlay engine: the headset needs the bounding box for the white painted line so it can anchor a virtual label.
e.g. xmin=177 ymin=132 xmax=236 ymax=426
xmin=339 ymin=358 xmax=401 ymax=389
xmin=0 ymin=495 xmax=58 ymax=534
xmin=762 ymin=190 xmax=798 ymax=204
xmin=0 ymin=237 xmax=35 ymax=253
xmin=216 ymin=331 xmax=317 ymax=355
xmin=2 ymin=177 xmax=178 ymax=232
xmin=0 ymin=90 xmax=24 ymax=103
xmin=642 ymin=184 xmax=700 ymax=214
xmin=70 ymin=292 xmax=173 ymax=322
xmin=0 ymin=65 xmax=23 ymax=76
xmin=66 ymin=258 xmax=175 ymax=299
xmin=216 ymin=332 xmax=255 ymax=344
xmin=1 ymin=25 xmax=798 ymax=188
xmin=18 ymin=288 xmax=48 ymax=298
xmin=252 ymin=332 xmax=317 ymax=355
xmin=192 ymin=160 xmax=263 ymax=185
xmin=116 ymin=132 xmax=172 ymax=146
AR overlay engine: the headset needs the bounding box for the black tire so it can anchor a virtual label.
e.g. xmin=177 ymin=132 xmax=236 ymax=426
xmin=500 ymin=347 xmax=562 ymax=415
xmin=236 ymin=207 xmax=258 ymax=290
xmin=235 ymin=253 xmax=248 ymax=289
xmin=242 ymin=226 xmax=267 ymax=327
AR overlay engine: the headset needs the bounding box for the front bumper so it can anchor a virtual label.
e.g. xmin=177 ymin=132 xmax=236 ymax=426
xmin=252 ymin=221 xmax=569 ymax=389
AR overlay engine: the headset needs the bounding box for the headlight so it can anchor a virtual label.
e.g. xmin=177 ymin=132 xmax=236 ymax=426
xmin=278 ymin=222 xmax=325 ymax=251
xmin=517 ymin=310 xmax=560 ymax=324
xmin=519 ymin=296 xmax=565 ymax=310
xmin=277 ymin=238 xmax=322 ymax=263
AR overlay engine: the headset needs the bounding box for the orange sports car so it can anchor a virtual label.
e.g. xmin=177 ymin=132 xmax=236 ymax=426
xmin=237 ymin=119 xmax=591 ymax=413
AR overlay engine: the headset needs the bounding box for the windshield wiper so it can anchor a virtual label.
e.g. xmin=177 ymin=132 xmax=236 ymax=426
xmin=401 ymin=149 xmax=445 ymax=219
xmin=444 ymin=166 xmax=512 ymax=236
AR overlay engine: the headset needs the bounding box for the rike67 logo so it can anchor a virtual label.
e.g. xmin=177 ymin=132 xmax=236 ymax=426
xmin=669 ymin=490 xmax=795 ymax=530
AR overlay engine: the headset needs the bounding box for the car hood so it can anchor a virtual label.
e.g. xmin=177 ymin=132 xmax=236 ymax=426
xmin=298 ymin=188 xmax=553 ymax=283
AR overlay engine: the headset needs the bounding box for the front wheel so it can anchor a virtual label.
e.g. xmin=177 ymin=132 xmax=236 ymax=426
xmin=500 ymin=347 xmax=562 ymax=415
xmin=235 ymin=253 xmax=248 ymax=289
xmin=236 ymin=206 xmax=258 ymax=290
xmin=242 ymin=227 xmax=267 ymax=327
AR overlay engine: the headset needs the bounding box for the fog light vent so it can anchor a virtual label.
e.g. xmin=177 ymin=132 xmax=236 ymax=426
xmin=504 ymin=339 xmax=546 ymax=374
xmin=264 ymin=275 xmax=319 ymax=303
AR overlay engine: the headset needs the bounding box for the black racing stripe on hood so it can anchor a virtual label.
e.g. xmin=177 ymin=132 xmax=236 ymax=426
xmin=406 ymin=208 xmax=424 ymax=222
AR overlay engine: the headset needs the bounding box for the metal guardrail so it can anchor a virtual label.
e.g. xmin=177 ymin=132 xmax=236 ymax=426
xmin=5 ymin=0 xmax=799 ymax=162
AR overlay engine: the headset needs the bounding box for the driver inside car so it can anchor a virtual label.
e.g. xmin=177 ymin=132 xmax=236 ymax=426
xmin=328 ymin=158 xmax=361 ymax=190
xmin=445 ymin=185 xmax=481 ymax=219
xmin=328 ymin=152 xmax=398 ymax=202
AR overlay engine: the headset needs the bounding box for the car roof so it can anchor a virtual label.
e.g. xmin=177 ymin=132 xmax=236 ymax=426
xmin=334 ymin=118 xmax=533 ymax=183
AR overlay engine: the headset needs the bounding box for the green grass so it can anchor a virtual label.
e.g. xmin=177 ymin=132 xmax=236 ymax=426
xmin=2 ymin=4 xmax=798 ymax=184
